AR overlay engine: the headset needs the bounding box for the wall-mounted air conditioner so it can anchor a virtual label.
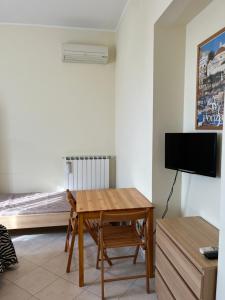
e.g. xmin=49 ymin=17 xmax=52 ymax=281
xmin=62 ymin=43 xmax=109 ymax=64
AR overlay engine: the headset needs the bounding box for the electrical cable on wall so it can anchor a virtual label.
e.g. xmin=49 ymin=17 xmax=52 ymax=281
xmin=153 ymin=170 xmax=179 ymax=235
xmin=161 ymin=170 xmax=179 ymax=219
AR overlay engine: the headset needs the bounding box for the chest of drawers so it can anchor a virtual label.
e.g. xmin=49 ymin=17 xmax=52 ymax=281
xmin=156 ymin=217 xmax=218 ymax=300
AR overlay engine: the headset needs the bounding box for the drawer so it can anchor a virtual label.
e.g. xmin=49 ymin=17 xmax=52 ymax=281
xmin=156 ymin=245 xmax=197 ymax=300
xmin=156 ymin=225 xmax=202 ymax=298
xmin=155 ymin=269 xmax=174 ymax=300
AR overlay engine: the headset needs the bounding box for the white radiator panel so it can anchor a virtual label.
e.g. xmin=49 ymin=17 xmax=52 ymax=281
xmin=100 ymin=159 xmax=105 ymax=189
xmin=64 ymin=155 xmax=111 ymax=190
xmin=96 ymin=159 xmax=101 ymax=189
xmin=91 ymin=159 xmax=96 ymax=189
xmin=87 ymin=159 xmax=92 ymax=190
xmin=104 ymin=158 xmax=109 ymax=189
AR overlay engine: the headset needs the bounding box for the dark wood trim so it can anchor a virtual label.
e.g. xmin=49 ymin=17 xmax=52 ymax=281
xmin=195 ymin=27 xmax=225 ymax=130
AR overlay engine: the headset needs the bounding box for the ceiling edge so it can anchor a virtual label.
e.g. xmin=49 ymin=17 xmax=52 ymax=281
xmin=0 ymin=22 xmax=116 ymax=33
xmin=115 ymin=0 xmax=130 ymax=32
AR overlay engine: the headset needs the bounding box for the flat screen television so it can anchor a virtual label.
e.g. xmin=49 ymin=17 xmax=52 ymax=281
xmin=165 ymin=133 xmax=217 ymax=177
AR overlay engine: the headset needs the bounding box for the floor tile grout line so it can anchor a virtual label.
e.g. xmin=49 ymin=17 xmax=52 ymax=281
xmin=12 ymin=266 xmax=60 ymax=297
xmin=13 ymin=234 xmax=67 ymax=251
xmin=32 ymin=275 xmax=61 ymax=298
xmin=17 ymin=255 xmax=40 ymax=267
xmin=5 ymin=279 xmax=34 ymax=298
xmin=3 ymin=260 xmax=40 ymax=284
xmin=40 ymin=263 xmax=69 ymax=278
xmin=13 ymin=241 xmax=62 ymax=256
xmin=74 ymin=288 xmax=102 ymax=300
xmin=32 ymin=266 xmax=99 ymax=297
xmin=7 ymin=232 xmax=155 ymax=299
xmin=58 ymin=270 xmax=100 ymax=288
xmin=18 ymin=250 xmax=65 ymax=267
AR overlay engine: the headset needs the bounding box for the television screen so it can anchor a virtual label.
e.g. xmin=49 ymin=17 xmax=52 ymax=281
xmin=165 ymin=133 xmax=217 ymax=177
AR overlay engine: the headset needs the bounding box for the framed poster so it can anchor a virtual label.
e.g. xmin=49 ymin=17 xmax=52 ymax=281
xmin=196 ymin=27 xmax=225 ymax=130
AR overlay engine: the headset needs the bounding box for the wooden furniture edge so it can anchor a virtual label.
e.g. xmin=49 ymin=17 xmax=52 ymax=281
xmin=79 ymin=207 xmax=154 ymax=219
xmin=156 ymin=216 xmax=218 ymax=300
xmin=156 ymin=216 xmax=218 ymax=272
xmin=0 ymin=212 xmax=69 ymax=229
xmin=155 ymin=268 xmax=175 ymax=300
xmin=78 ymin=206 xmax=155 ymax=287
xmin=202 ymin=268 xmax=217 ymax=300
xmin=76 ymin=188 xmax=154 ymax=213
xmin=156 ymin=244 xmax=197 ymax=300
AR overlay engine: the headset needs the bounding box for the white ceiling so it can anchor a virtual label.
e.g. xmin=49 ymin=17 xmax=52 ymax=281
xmin=0 ymin=0 xmax=128 ymax=31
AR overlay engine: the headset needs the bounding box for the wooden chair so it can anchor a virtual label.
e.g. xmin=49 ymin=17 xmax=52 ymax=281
xmin=64 ymin=190 xmax=78 ymax=273
xmin=97 ymin=209 xmax=150 ymax=300
xmin=64 ymin=189 xmax=112 ymax=273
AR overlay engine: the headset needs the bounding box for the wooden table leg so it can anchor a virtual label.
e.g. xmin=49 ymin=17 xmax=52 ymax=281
xmin=148 ymin=208 xmax=154 ymax=278
xmin=78 ymin=213 xmax=84 ymax=287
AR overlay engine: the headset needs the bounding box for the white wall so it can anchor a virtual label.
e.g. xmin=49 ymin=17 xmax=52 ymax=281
xmin=0 ymin=25 xmax=115 ymax=193
xmin=153 ymin=23 xmax=186 ymax=218
xmin=115 ymin=0 xmax=173 ymax=199
xmin=182 ymin=0 xmax=225 ymax=228
xmin=115 ymin=0 xmax=225 ymax=296
xmin=217 ymin=130 xmax=225 ymax=299
xmin=151 ymin=0 xmax=173 ymax=23
xmin=152 ymin=0 xmax=211 ymax=219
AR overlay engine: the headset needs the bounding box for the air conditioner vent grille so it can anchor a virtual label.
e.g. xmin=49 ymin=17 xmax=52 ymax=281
xmin=62 ymin=43 xmax=109 ymax=64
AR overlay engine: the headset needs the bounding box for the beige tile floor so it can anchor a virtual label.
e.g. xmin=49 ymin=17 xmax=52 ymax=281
xmin=0 ymin=229 xmax=157 ymax=300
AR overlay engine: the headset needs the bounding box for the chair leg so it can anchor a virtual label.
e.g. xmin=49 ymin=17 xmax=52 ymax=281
xmin=96 ymin=243 xmax=100 ymax=269
xmin=145 ymin=246 xmax=150 ymax=294
xmin=133 ymin=245 xmax=140 ymax=264
xmin=104 ymin=250 xmax=113 ymax=266
xmin=96 ymin=246 xmax=112 ymax=269
xmin=65 ymin=219 xmax=71 ymax=252
xmin=101 ymin=244 xmax=105 ymax=300
xmin=66 ymin=223 xmax=76 ymax=273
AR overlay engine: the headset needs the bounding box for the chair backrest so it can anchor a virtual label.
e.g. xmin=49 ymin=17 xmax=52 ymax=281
xmin=100 ymin=209 xmax=149 ymax=225
xmin=66 ymin=189 xmax=77 ymax=212
xmin=66 ymin=189 xmax=99 ymax=244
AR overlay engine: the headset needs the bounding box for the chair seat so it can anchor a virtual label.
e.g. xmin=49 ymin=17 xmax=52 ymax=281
xmin=102 ymin=225 xmax=143 ymax=248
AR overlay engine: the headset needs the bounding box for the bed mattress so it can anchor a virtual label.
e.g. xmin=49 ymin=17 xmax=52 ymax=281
xmin=0 ymin=192 xmax=70 ymax=216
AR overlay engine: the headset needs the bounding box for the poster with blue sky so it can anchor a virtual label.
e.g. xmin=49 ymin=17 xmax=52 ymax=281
xmin=196 ymin=27 xmax=225 ymax=129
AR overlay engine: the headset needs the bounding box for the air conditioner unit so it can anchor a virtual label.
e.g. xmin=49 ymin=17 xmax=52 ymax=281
xmin=62 ymin=43 xmax=109 ymax=64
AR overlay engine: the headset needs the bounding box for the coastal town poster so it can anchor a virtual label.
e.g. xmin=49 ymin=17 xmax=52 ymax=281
xmin=196 ymin=27 xmax=225 ymax=129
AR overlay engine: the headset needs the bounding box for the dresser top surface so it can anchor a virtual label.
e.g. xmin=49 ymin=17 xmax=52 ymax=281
xmin=157 ymin=216 xmax=219 ymax=271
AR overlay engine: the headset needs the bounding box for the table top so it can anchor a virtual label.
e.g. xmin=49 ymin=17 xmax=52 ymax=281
xmin=76 ymin=188 xmax=154 ymax=213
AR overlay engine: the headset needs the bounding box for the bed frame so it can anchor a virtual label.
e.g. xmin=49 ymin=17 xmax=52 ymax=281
xmin=1 ymin=212 xmax=69 ymax=230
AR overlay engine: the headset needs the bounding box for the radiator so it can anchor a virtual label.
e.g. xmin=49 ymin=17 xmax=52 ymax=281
xmin=63 ymin=155 xmax=111 ymax=190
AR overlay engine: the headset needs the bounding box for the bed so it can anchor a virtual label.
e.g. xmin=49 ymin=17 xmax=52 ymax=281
xmin=0 ymin=191 xmax=70 ymax=230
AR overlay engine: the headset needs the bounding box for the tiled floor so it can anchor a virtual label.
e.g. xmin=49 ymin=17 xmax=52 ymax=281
xmin=0 ymin=229 xmax=157 ymax=300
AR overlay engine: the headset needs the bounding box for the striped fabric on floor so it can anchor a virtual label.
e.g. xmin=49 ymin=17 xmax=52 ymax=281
xmin=0 ymin=225 xmax=18 ymax=272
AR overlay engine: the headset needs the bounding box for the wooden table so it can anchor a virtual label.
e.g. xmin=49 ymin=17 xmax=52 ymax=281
xmin=76 ymin=188 xmax=154 ymax=287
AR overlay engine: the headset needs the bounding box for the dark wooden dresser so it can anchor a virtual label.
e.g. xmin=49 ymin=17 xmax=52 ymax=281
xmin=156 ymin=217 xmax=219 ymax=300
